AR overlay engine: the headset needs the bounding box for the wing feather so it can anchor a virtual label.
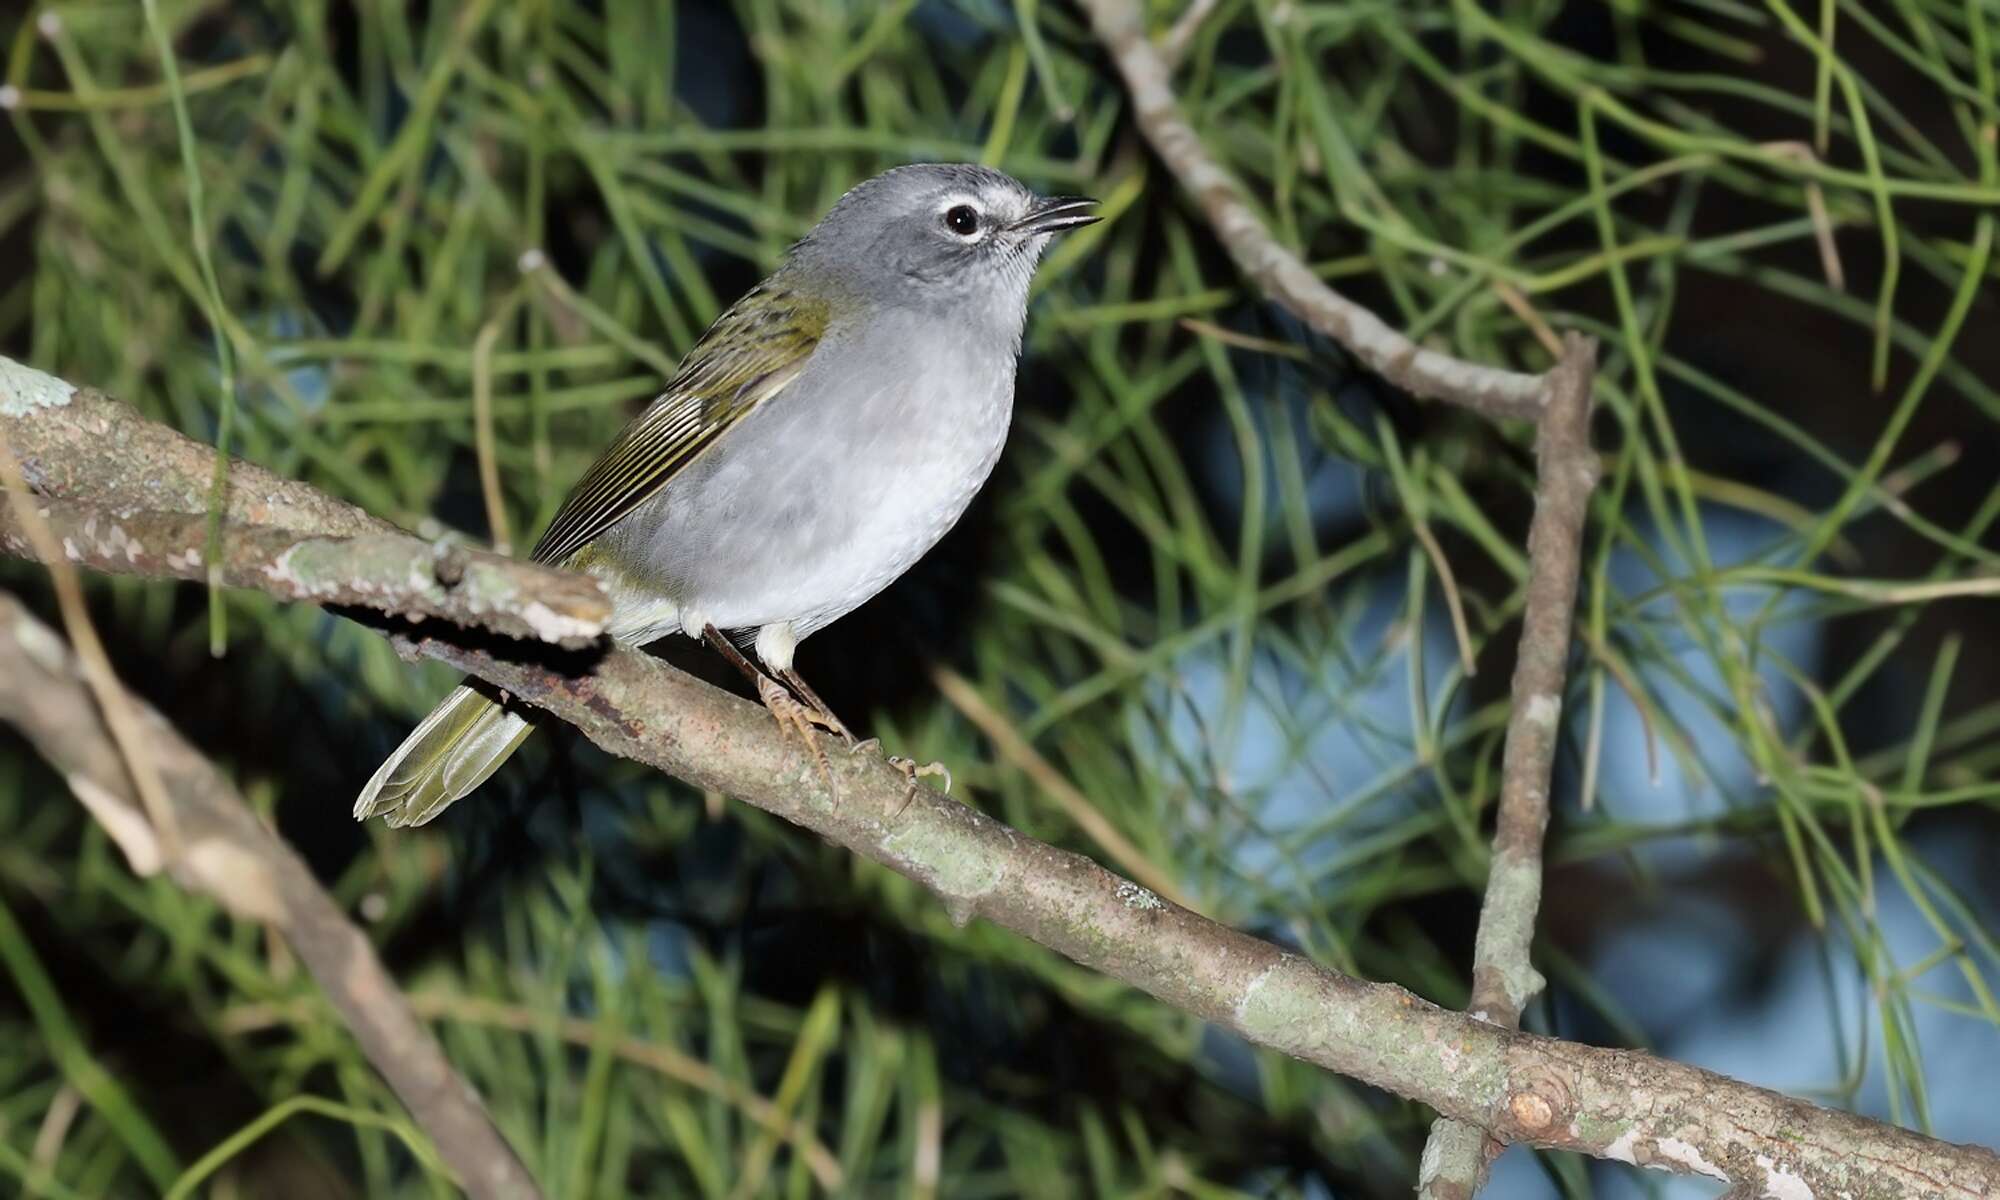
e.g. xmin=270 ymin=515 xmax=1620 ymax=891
xmin=531 ymin=281 xmax=826 ymax=566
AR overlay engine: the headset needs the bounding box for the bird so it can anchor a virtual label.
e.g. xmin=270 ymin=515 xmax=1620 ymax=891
xmin=354 ymin=163 xmax=1098 ymax=827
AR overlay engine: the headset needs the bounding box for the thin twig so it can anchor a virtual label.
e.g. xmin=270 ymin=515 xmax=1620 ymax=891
xmin=1159 ymin=0 xmax=1224 ymax=69
xmin=1490 ymin=280 xmax=1565 ymax=359
xmin=1417 ymin=335 xmax=1598 ymax=1199
xmin=1076 ymin=0 xmax=1548 ymax=423
xmin=1409 ymin=514 xmax=1478 ymax=679
xmin=1763 ymin=142 xmax=1847 ymax=291
xmin=471 ymin=287 xmax=528 ymax=556
xmin=0 ymin=427 xmax=182 ymax=861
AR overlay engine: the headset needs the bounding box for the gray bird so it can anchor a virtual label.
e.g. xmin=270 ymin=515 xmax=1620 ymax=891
xmin=355 ymin=163 xmax=1098 ymax=826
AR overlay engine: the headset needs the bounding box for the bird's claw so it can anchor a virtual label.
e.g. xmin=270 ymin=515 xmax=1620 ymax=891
xmin=758 ymin=674 xmax=836 ymax=797
xmin=887 ymin=755 xmax=951 ymax=814
xmin=849 ymin=737 xmax=882 ymax=756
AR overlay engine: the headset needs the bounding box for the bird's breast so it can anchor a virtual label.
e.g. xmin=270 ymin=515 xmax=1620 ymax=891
xmin=602 ymin=320 xmax=1018 ymax=636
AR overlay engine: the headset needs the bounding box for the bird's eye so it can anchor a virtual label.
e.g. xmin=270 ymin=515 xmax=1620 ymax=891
xmin=944 ymin=204 xmax=981 ymax=237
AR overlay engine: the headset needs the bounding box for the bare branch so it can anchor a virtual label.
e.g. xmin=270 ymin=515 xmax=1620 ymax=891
xmin=0 ymin=357 xmax=609 ymax=647
xmin=1072 ymin=10 xmax=1620 ymax=1191
xmin=1 ymin=357 xmax=388 ymax=535
xmin=7 ymin=372 xmax=1999 ymax=1196
xmin=0 ymin=593 xmax=543 ymax=1200
xmin=416 ymin=631 xmax=1997 ymax=1200
xmin=1074 ymin=0 xmax=1548 ymax=423
xmin=1418 ymin=336 xmax=1600 ymax=1199
xmin=1158 ymin=0 xmax=1222 ymax=68
xmin=0 ymin=495 xmax=609 ymax=648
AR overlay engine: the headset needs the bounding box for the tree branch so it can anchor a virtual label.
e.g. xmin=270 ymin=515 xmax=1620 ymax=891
xmin=0 ymin=494 xmax=609 ymax=648
xmin=1072 ymin=7 xmax=1619 ymax=1191
xmin=0 ymin=358 xmax=608 ymax=647
xmin=6 ymin=369 xmax=1998 ymax=1195
xmin=1074 ymin=0 xmax=1547 ymax=423
xmin=0 ymin=592 xmax=543 ymax=1200
xmin=1418 ymin=337 xmax=1600 ymax=1198
xmin=414 ymin=632 xmax=1995 ymax=1200
xmin=0 ymin=358 xmax=388 ymax=535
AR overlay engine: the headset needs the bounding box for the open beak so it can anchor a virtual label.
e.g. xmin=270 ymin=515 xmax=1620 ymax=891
xmin=1012 ymin=195 xmax=1100 ymax=236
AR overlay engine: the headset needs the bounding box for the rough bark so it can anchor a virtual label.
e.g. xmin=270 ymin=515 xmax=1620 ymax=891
xmin=0 ymin=494 xmax=608 ymax=647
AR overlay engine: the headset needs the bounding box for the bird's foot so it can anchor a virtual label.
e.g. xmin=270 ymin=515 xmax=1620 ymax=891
xmin=887 ymin=754 xmax=951 ymax=814
xmin=849 ymin=737 xmax=881 ymax=756
xmin=778 ymin=668 xmax=860 ymax=746
xmin=756 ymin=674 xmax=835 ymax=795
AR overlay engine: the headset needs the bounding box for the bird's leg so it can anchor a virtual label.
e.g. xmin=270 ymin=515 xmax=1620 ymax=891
xmin=775 ymin=668 xmax=864 ymax=749
xmin=702 ymin=623 xmax=768 ymax=689
xmin=703 ymin=625 xmax=835 ymax=792
xmin=757 ymin=674 xmax=835 ymax=793
xmin=776 ymin=664 xmax=952 ymax=806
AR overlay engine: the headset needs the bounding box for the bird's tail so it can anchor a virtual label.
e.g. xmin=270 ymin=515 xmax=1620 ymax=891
xmin=352 ymin=683 xmax=534 ymax=827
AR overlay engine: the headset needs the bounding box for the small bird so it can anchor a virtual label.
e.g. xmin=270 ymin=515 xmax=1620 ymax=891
xmin=355 ymin=164 xmax=1097 ymax=826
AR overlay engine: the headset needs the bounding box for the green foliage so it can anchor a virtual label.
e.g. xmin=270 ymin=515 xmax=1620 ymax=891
xmin=0 ymin=0 xmax=1996 ymax=1195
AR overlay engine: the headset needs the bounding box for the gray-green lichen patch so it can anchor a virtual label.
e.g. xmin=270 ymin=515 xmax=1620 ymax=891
xmin=881 ymin=814 xmax=1006 ymax=923
xmin=1474 ymin=855 xmax=1549 ymax=1011
xmin=1232 ymin=957 xmax=1366 ymax=1062
xmin=1415 ymin=1118 xmax=1485 ymax=1199
xmin=1523 ymin=692 xmax=1561 ymax=729
xmin=0 ymin=356 xmax=76 ymax=415
xmin=268 ymin=539 xmax=414 ymax=599
xmin=1232 ymin=958 xmax=1391 ymax=1082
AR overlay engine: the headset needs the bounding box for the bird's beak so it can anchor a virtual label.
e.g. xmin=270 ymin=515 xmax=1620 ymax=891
xmin=1012 ymin=195 xmax=1100 ymax=235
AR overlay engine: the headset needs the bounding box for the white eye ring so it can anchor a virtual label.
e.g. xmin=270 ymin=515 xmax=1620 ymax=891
xmin=941 ymin=201 xmax=984 ymax=240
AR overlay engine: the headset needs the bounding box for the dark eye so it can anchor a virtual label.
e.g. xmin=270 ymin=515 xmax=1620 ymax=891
xmin=944 ymin=204 xmax=981 ymax=237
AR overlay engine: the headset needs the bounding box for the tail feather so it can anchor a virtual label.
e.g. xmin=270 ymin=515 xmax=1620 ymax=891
xmin=354 ymin=684 xmax=533 ymax=827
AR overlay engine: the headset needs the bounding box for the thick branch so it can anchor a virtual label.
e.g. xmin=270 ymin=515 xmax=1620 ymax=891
xmin=6 ymin=374 xmax=1998 ymax=1196
xmin=0 ymin=495 xmax=609 ymax=648
xmin=418 ymin=634 xmax=1996 ymax=1200
xmin=0 ymin=593 xmax=543 ymax=1200
xmin=1419 ymin=336 xmax=1599 ymax=1199
xmin=0 ymin=358 xmax=608 ymax=647
xmin=1075 ymin=0 xmax=1547 ymax=423
xmin=1 ymin=357 xmax=389 ymax=535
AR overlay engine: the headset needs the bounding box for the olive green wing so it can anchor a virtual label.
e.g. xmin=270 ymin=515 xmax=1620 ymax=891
xmin=532 ymin=282 xmax=827 ymax=567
